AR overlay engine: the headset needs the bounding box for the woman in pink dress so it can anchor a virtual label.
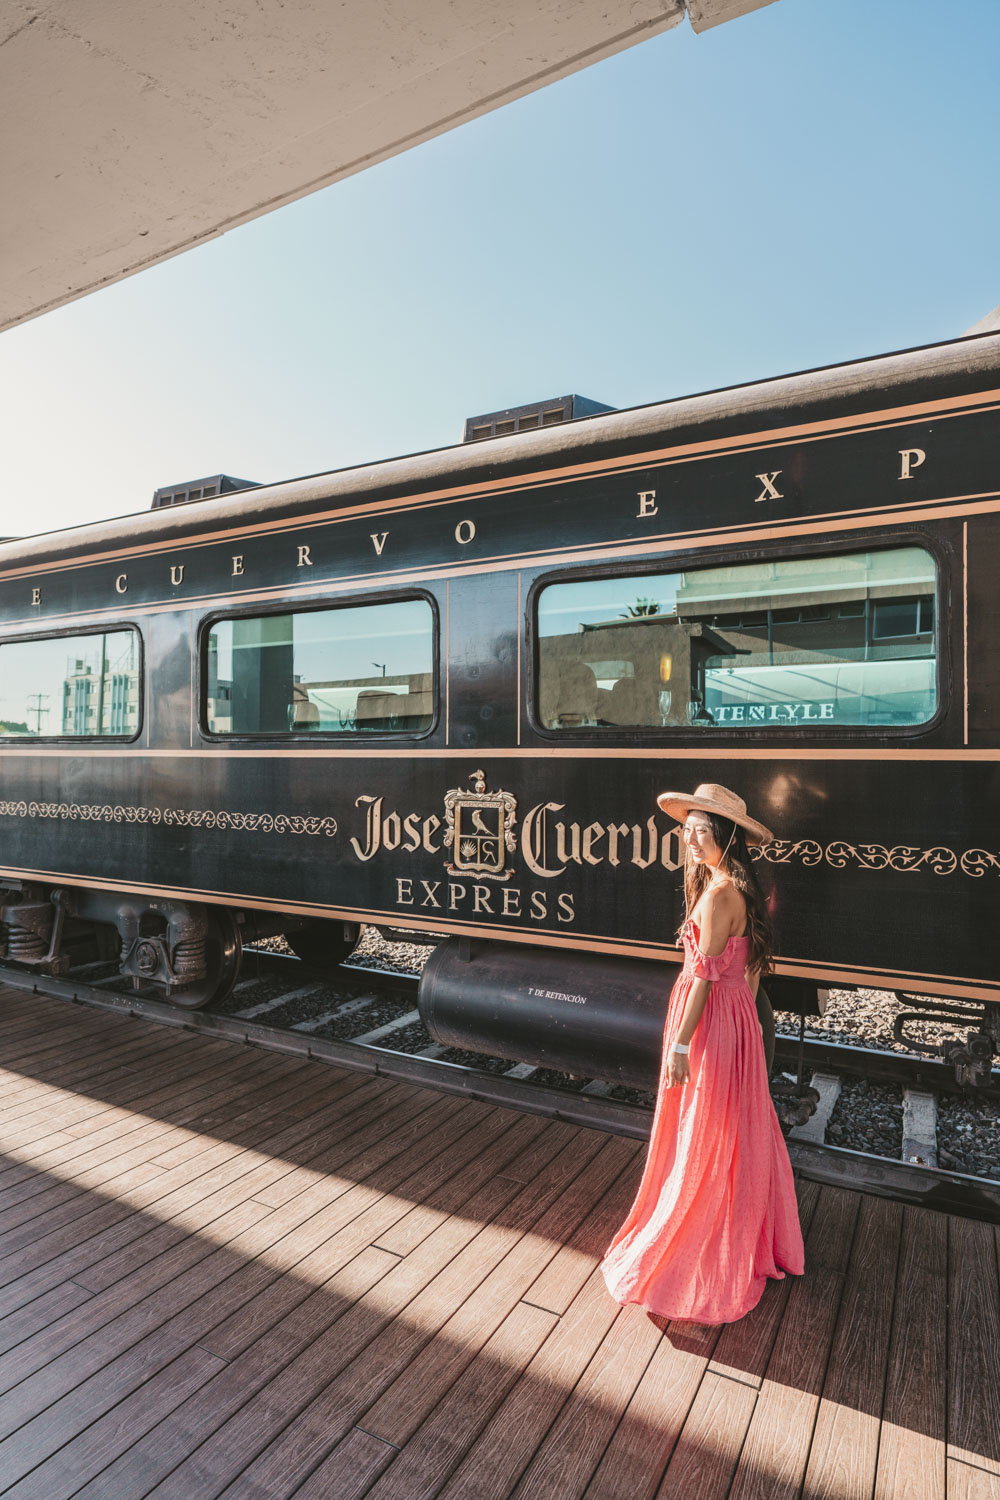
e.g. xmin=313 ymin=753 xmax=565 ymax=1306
xmin=602 ymin=783 xmax=804 ymax=1324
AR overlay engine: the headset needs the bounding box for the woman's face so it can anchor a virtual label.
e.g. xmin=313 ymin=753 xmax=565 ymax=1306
xmin=683 ymin=812 xmax=722 ymax=868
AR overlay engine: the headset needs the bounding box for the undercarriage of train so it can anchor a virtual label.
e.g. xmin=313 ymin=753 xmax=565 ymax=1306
xmin=0 ymin=879 xmax=358 ymax=1010
xmin=0 ymin=879 xmax=997 ymax=1098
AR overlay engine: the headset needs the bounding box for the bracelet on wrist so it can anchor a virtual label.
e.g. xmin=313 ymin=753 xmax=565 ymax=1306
xmin=670 ymin=1041 xmax=690 ymax=1055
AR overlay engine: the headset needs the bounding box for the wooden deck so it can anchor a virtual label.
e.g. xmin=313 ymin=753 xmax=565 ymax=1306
xmin=0 ymin=986 xmax=996 ymax=1499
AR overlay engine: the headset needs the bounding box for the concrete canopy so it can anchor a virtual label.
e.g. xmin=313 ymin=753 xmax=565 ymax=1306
xmin=1 ymin=0 xmax=776 ymax=333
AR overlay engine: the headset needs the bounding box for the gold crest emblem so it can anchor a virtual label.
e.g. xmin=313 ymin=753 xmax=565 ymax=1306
xmin=443 ymin=770 xmax=517 ymax=881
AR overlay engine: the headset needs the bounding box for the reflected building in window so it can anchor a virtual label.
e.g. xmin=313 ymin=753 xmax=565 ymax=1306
xmin=61 ymin=640 xmax=140 ymax=737
xmin=205 ymin=600 xmax=434 ymax=737
xmin=673 ymin=550 xmax=936 ymax=726
xmin=536 ymin=547 xmax=938 ymax=731
xmin=0 ymin=629 xmax=140 ymax=740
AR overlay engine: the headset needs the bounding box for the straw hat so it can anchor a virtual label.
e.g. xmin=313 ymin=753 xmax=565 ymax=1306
xmin=656 ymin=782 xmax=773 ymax=846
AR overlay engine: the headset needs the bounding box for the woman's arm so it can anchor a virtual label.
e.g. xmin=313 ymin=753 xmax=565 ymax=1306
xmin=667 ymin=884 xmax=742 ymax=1088
xmin=666 ymin=974 xmax=712 ymax=1088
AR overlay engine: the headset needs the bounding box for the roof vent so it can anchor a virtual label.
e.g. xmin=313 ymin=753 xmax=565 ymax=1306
xmin=463 ymin=394 xmax=614 ymax=442
xmin=151 ymin=473 xmax=259 ymax=509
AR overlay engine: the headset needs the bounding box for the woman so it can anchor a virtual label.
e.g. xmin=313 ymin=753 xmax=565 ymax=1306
xmin=602 ymin=783 xmax=804 ymax=1324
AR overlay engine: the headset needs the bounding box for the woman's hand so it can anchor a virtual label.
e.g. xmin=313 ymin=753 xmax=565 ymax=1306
xmin=667 ymin=1046 xmax=691 ymax=1088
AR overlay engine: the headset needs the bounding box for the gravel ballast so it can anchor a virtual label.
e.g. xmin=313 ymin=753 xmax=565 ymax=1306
xmin=242 ymin=928 xmax=1000 ymax=1168
xmin=826 ymin=1078 xmax=904 ymax=1156
xmin=309 ymin=994 xmax=418 ymax=1043
xmin=937 ymin=1095 xmax=1000 ymax=1180
xmin=773 ymin=986 xmax=975 ymax=1057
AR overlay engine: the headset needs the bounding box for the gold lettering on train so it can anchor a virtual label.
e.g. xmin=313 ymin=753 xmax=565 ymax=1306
xmin=232 ymin=555 xmax=245 ymax=576
xmin=31 ymin=587 xmax=41 ymax=606
xmin=754 ymin=471 xmax=783 ymax=502
xmin=370 ymin=532 xmax=389 ymax=556
xmin=607 ymin=825 xmax=629 ymax=866
xmin=115 ymin=573 xmax=128 ymax=594
xmin=395 ymin=883 xmax=572 ymax=924
xmin=455 ymin=519 xmax=476 ymax=545
xmin=297 ymin=545 xmax=312 ymax=567
xmin=351 ymin=793 xmax=676 ymax=891
xmin=582 ymin=822 xmax=605 ymax=866
xmin=170 ymin=564 xmax=185 ymax=586
xmin=352 ymin=796 xmax=383 ymax=860
xmin=636 ymin=489 xmax=658 ymax=516
xmin=899 ymin=447 xmax=926 ymax=479
xmin=352 ymin=795 xmax=433 ymax=861
xmin=519 ymin=802 xmax=683 ymax=879
xmin=393 ymin=879 xmax=574 ymax=924
xmin=422 ymin=815 xmax=441 ymax=852
xmin=521 ymin=802 xmax=566 ymax=877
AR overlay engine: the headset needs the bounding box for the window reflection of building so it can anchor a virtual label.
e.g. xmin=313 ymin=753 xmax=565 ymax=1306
xmin=537 ymin=548 xmax=938 ymax=730
xmin=289 ymin=675 xmax=431 ymax=732
xmin=207 ymin=676 xmax=233 ymax=734
xmin=675 ymin=554 xmax=936 ymax=726
xmin=0 ymin=630 xmax=139 ymax=739
xmin=64 ymin=665 xmax=94 ymax=735
xmin=205 ymin=602 xmax=434 ymax=736
xmin=60 ymin=636 xmax=140 ymax=737
xmin=538 ymin=619 xmax=733 ymax=728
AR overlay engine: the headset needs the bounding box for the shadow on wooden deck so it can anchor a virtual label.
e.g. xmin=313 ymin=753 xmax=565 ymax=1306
xmin=0 ymin=985 xmax=996 ymax=1498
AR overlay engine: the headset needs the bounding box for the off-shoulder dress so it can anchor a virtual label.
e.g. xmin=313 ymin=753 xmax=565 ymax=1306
xmin=601 ymin=918 xmax=804 ymax=1324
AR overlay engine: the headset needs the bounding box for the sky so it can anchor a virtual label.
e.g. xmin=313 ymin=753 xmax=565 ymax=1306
xmin=1 ymin=0 xmax=999 ymax=537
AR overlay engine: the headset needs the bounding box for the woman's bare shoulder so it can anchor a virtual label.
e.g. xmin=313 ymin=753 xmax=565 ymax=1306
xmin=701 ymin=880 xmax=746 ymax=933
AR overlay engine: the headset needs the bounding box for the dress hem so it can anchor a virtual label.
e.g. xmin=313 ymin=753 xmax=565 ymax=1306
xmin=603 ymin=1262 xmax=803 ymax=1327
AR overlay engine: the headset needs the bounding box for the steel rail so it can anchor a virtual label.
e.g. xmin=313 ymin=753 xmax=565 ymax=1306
xmin=258 ymin=953 xmax=1000 ymax=1099
xmin=0 ymin=958 xmax=997 ymax=1225
xmin=772 ymin=1033 xmax=1000 ymax=1099
xmin=0 ymin=961 xmax=646 ymax=1138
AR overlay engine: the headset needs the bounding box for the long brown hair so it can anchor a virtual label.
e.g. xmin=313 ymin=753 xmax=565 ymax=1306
xmin=681 ymin=812 xmax=774 ymax=978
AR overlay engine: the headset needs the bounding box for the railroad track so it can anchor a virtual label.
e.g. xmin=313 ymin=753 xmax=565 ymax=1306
xmin=0 ymin=950 xmax=998 ymax=1225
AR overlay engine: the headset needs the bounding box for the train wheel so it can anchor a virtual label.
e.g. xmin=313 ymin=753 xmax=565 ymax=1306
xmin=168 ymin=908 xmax=243 ymax=1011
xmin=286 ymin=919 xmax=359 ymax=973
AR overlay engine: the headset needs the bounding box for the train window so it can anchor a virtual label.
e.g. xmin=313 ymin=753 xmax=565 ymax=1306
xmin=536 ymin=546 xmax=938 ymax=730
xmin=0 ymin=629 xmax=141 ymax=739
xmin=204 ymin=598 xmax=434 ymax=736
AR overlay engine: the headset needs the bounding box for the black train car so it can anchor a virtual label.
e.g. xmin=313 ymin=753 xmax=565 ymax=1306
xmin=0 ymin=333 xmax=997 ymax=1084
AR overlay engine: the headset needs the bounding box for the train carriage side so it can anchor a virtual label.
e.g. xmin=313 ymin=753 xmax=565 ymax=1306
xmin=0 ymin=332 xmax=997 ymax=1085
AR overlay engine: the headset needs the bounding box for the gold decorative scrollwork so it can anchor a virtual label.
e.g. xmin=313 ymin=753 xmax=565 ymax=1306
xmin=960 ymin=849 xmax=1000 ymax=878
xmin=824 ymin=842 xmax=962 ymax=873
xmin=0 ymin=801 xmax=336 ymax=837
xmin=752 ymin=839 xmax=823 ymax=866
xmin=887 ymin=845 xmax=957 ymax=874
xmin=824 ymin=841 xmax=890 ymax=870
xmin=752 ymin=838 xmax=996 ymax=876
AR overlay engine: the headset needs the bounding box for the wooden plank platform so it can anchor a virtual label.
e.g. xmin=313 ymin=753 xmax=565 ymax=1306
xmin=0 ymin=984 xmax=996 ymax=1499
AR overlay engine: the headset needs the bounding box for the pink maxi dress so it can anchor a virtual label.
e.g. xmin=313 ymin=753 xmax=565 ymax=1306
xmin=602 ymin=919 xmax=804 ymax=1324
